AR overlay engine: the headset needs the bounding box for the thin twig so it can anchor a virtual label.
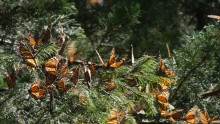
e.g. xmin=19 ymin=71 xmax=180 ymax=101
xmin=95 ymin=49 xmax=105 ymax=65
xmin=166 ymin=43 xmax=171 ymax=58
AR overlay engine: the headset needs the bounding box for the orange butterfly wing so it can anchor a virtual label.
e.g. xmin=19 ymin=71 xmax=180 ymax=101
xmin=90 ymin=63 xmax=96 ymax=76
xmin=184 ymin=106 xmax=197 ymax=123
xmin=159 ymin=55 xmax=166 ymax=72
xmin=108 ymin=48 xmax=115 ymax=66
xmin=56 ymin=78 xmax=71 ymax=94
xmin=157 ymin=93 xmax=169 ymax=107
xmin=84 ymin=64 xmax=92 ymax=88
xmin=19 ymin=46 xmax=34 ymax=59
xmin=104 ymin=82 xmax=116 ymax=91
xmin=5 ymin=72 xmax=15 ymax=89
xmin=71 ymin=65 xmax=80 ymax=85
xmin=28 ymin=35 xmax=36 ymax=48
xmin=44 ymin=56 xmax=59 ymax=76
xmin=42 ymin=27 xmax=51 ymax=42
xmin=28 ymin=82 xmax=46 ymax=100
xmin=199 ymin=112 xmax=208 ymax=124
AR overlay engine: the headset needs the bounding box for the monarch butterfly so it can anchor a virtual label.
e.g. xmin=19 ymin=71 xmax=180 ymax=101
xmin=56 ymin=78 xmax=71 ymax=94
xmin=104 ymin=82 xmax=116 ymax=91
xmin=156 ymin=92 xmax=169 ymax=107
xmin=28 ymin=82 xmax=47 ymax=100
xmin=19 ymin=46 xmax=38 ymax=69
xmin=151 ymin=89 xmax=159 ymax=96
xmin=110 ymin=55 xmax=127 ymax=69
xmin=159 ymin=55 xmax=175 ymax=76
xmin=47 ymin=84 xmax=56 ymax=92
xmin=44 ymin=55 xmax=66 ymax=76
xmin=158 ymin=83 xmax=169 ymax=91
xmin=41 ymin=25 xmax=51 ymax=42
xmin=45 ymin=72 xmax=57 ymax=85
xmin=103 ymin=48 xmax=127 ymax=69
xmin=28 ymin=34 xmax=41 ymax=49
xmin=5 ymin=68 xmax=19 ymax=89
xmin=90 ymin=63 xmax=96 ymax=76
xmin=158 ymin=107 xmax=183 ymax=122
xmin=59 ymin=65 xmax=69 ymax=78
xmin=70 ymin=65 xmax=80 ymax=85
xmin=84 ymin=63 xmax=92 ymax=88
xmin=19 ymin=46 xmax=34 ymax=59
xmin=103 ymin=48 xmax=115 ymax=68
xmin=108 ymin=109 xmax=125 ymax=124
xmin=44 ymin=56 xmax=59 ymax=74
xmin=184 ymin=105 xmax=208 ymax=124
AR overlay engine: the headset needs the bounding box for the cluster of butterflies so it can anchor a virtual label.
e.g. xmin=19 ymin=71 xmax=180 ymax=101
xmin=151 ymin=55 xmax=182 ymax=122
xmin=13 ymin=29 xmax=127 ymax=100
xmin=151 ymin=55 xmax=220 ymax=123
xmin=18 ymin=26 xmax=51 ymax=70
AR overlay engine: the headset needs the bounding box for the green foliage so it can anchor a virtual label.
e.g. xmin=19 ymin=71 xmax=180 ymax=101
xmin=1 ymin=0 xmax=220 ymax=123
xmin=0 ymin=54 xmax=159 ymax=123
xmin=172 ymin=24 xmax=220 ymax=116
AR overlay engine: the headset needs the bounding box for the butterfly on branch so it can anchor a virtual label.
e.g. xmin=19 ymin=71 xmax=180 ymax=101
xmin=158 ymin=107 xmax=183 ymax=122
xmin=184 ymin=105 xmax=208 ymax=124
xmin=83 ymin=63 xmax=92 ymax=88
xmin=156 ymin=91 xmax=170 ymax=107
xmin=5 ymin=68 xmax=19 ymax=89
xmin=103 ymin=48 xmax=127 ymax=69
xmin=70 ymin=64 xmax=81 ymax=85
xmin=159 ymin=55 xmax=175 ymax=76
xmin=43 ymin=55 xmax=67 ymax=85
xmin=28 ymin=82 xmax=47 ymax=100
xmin=56 ymin=78 xmax=71 ymax=94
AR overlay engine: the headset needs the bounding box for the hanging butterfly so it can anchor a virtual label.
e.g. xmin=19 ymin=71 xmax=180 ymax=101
xmin=5 ymin=68 xmax=19 ymax=89
xmin=158 ymin=107 xmax=183 ymax=122
xmin=151 ymin=89 xmax=159 ymax=96
xmin=108 ymin=108 xmax=125 ymax=124
xmin=43 ymin=55 xmax=66 ymax=76
xmin=28 ymin=82 xmax=47 ymax=100
xmin=103 ymin=47 xmax=115 ymax=68
xmin=59 ymin=64 xmax=69 ymax=78
xmin=184 ymin=105 xmax=208 ymax=124
xmin=110 ymin=54 xmax=127 ymax=69
xmin=70 ymin=65 xmax=81 ymax=85
xmin=56 ymin=78 xmax=71 ymax=94
xmin=201 ymin=106 xmax=220 ymax=124
xmin=41 ymin=25 xmax=51 ymax=43
xmin=28 ymin=34 xmax=42 ymax=49
xmin=89 ymin=63 xmax=96 ymax=76
xmin=159 ymin=55 xmax=175 ymax=76
xmin=19 ymin=45 xmax=38 ymax=69
xmin=84 ymin=63 xmax=92 ymax=88
xmin=43 ymin=55 xmax=66 ymax=85
xmin=156 ymin=91 xmax=169 ymax=107
xmin=45 ymin=72 xmax=57 ymax=85
xmin=46 ymin=84 xmax=56 ymax=92
xmin=103 ymin=48 xmax=127 ymax=69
